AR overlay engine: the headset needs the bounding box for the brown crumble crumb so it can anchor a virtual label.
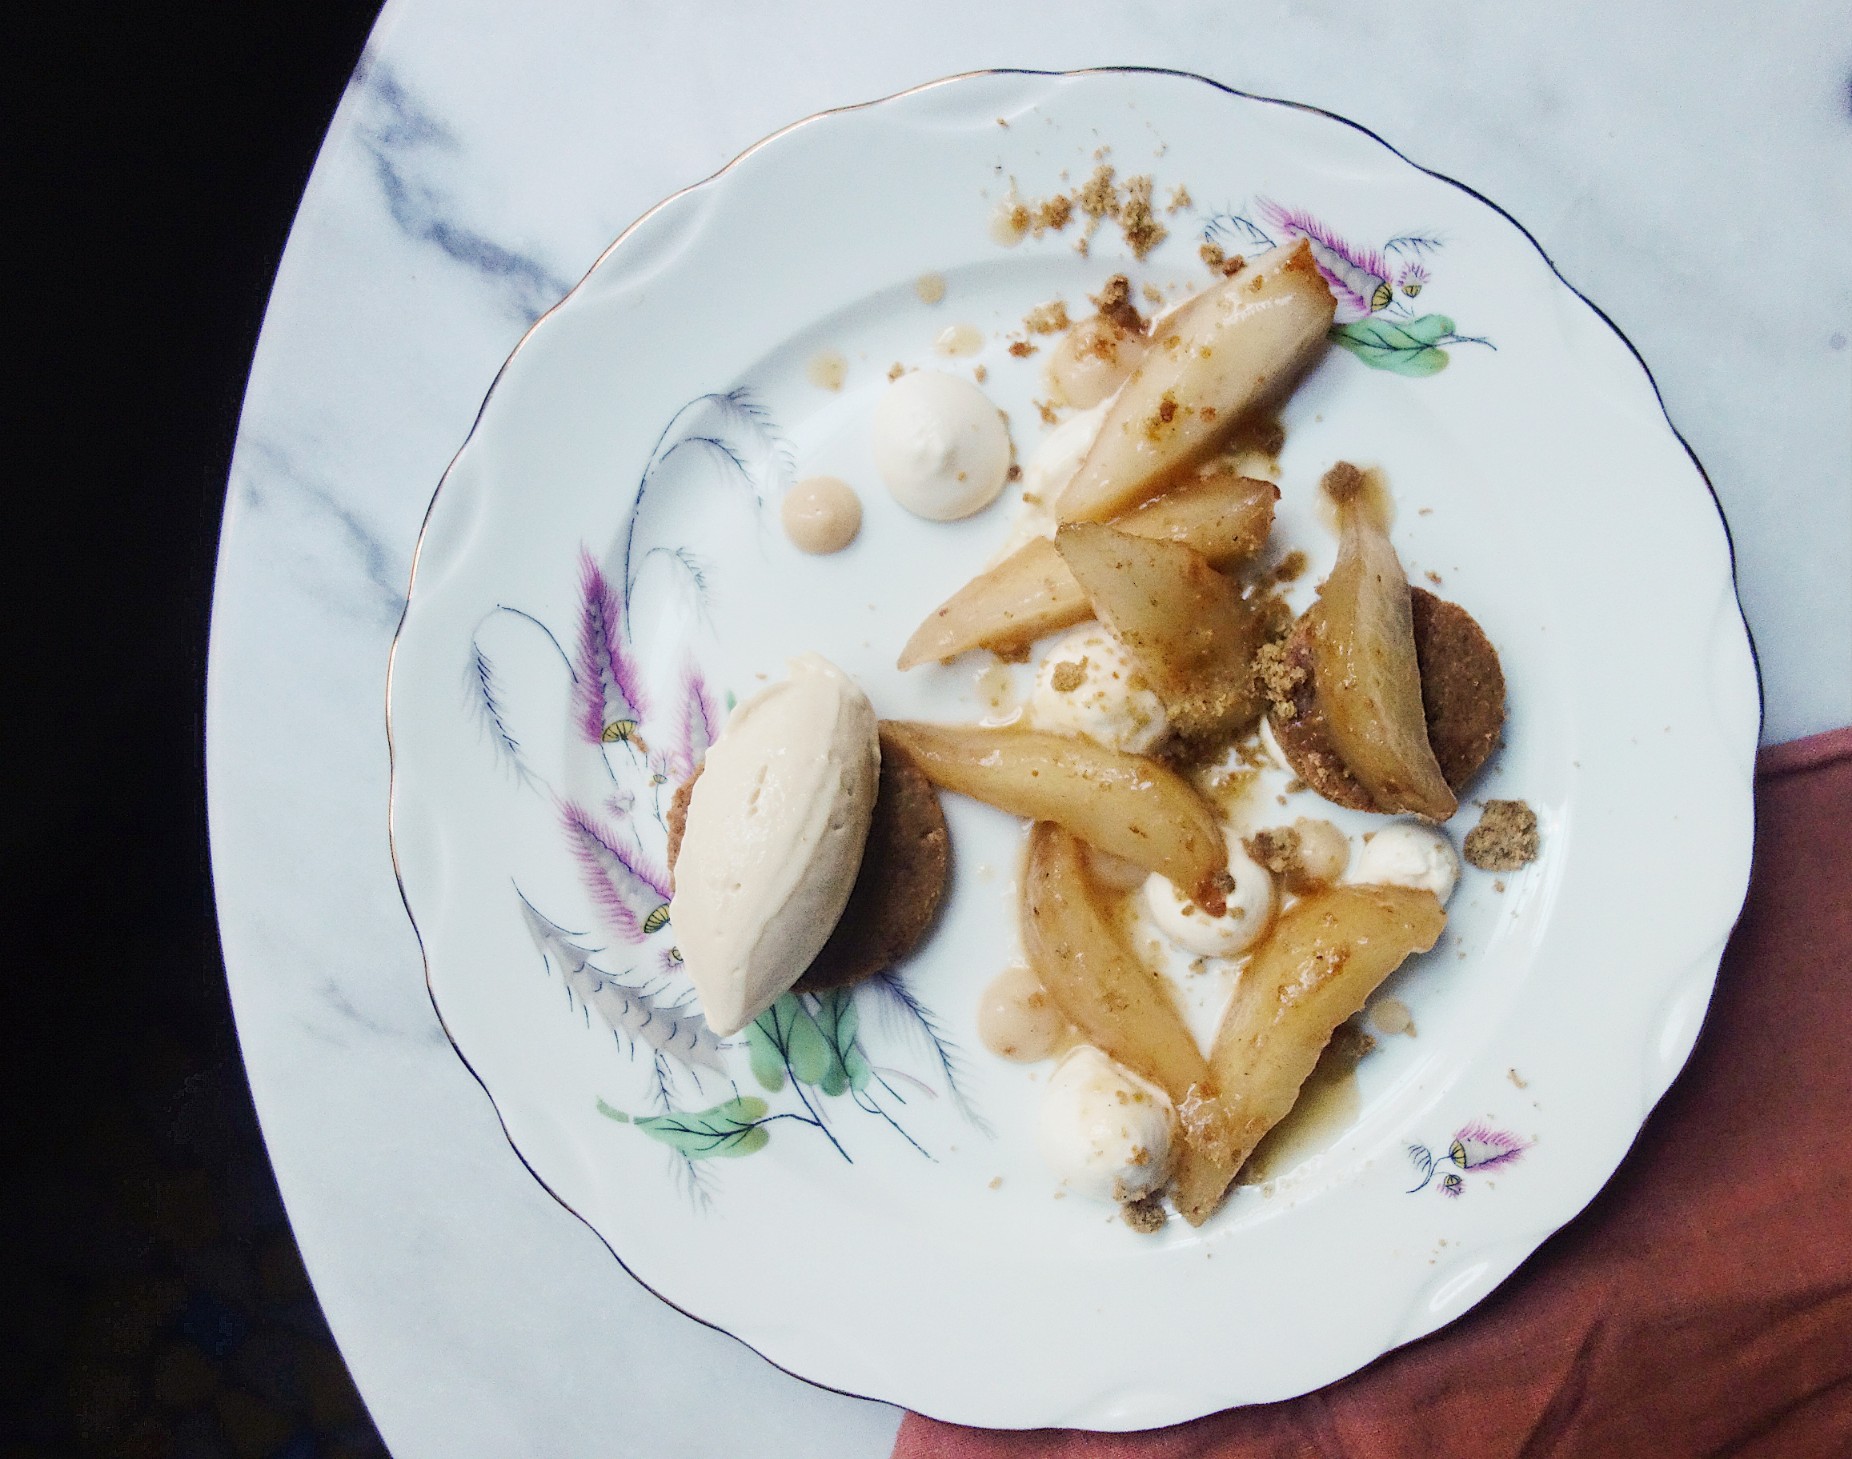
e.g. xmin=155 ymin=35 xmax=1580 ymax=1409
xmin=1418 ymin=506 xmax=1434 ymax=516
xmin=1078 ymin=162 xmax=1118 ymax=222
xmin=1008 ymin=340 xmax=1037 ymax=358
xmin=1199 ymin=240 xmax=1226 ymax=270
xmin=1425 ymin=570 xmax=1444 ymax=586
xmin=1034 ymin=194 xmax=1073 ymax=234
xmin=1035 ymin=398 xmax=1059 ymax=426
xmin=1254 ymin=639 xmax=1306 ymax=710
xmin=1244 ymin=827 xmax=1302 ymax=879
xmin=886 ymin=362 xmax=905 ymax=381
xmin=995 ymin=117 xmax=1008 ymax=127
xmin=992 ymin=640 xmax=1033 ymax=664
xmin=973 ymin=363 xmax=988 ymax=383
xmin=1508 ymin=1068 xmax=1529 ymax=1089
xmin=1283 ymin=777 xmax=1306 ymax=795
xmin=1493 ymin=878 xmax=1507 ymax=893
xmin=1049 ymin=659 xmax=1088 ymax=693
xmin=1023 ymin=299 xmax=1071 ymax=335
xmin=1141 ymin=282 xmax=1167 ymax=307
xmin=987 ymin=1175 xmax=1003 ymax=1189
xmin=1007 ymin=463 xmax=1022 ymax=481
xmin=1167 ymin=183 xmax=1193 ymax=212
xmin=1120 ymin=174 xmax=1168 ymax=258
xmin=1464 ymin=800 xmax=1540 ymax=871
xmin=1091 ymin=274 xmax=1147 ymax=334
xmin=1120 ymin=1193 xmax=1168 ymax=1234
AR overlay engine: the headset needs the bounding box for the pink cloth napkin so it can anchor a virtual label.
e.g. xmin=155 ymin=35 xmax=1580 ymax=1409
xmin=895 ymin=726 xmax=1852 ymax=1459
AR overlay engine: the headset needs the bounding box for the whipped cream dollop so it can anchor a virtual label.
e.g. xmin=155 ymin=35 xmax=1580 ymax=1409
xmin=669 ymin=654 xmax=879 ymax=1036
xmin=872 ymin=370 xmax=1012 ymax=521
xmin=1037 ymin=1045 xmax=1176 ymax=1203
xmin=1029 ymin=625 xmax=1168 ymax=754
xmin=1351 ymin=821 xmax=1460 ymax=904
xmin=1144 ymin=830 xmax=1276 ymax=959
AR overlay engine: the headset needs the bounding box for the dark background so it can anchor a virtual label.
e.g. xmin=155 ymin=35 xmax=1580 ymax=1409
xmin=13 ymin=6 xmax=392 ymax=1454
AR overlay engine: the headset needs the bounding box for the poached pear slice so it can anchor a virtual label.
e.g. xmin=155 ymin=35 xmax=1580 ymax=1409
xmin=1309 ymin=464 xmax=1457 ymax=820
xmin=1170 ymin=883 xmax=1447 ymax=1225
xmin=897 ymin=468 xmax=1275 ymax=669
xmin=882 ymin=721 xmax=1227 ymax=912
xmin=1055 ymin=239 xmax=1335 ymax=524
xmin=1054 ymin=522 xmax=1270 ymax=742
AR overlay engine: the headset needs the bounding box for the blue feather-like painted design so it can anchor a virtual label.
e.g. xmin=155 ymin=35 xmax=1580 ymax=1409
xmin=467 ymin=642 xmax=535 ymax=788
xmin=621 ymin=389 xmax=792 ymax=605
xmin=868 ymin=972 xmax=992 ymax=1138
xmin=467 ymin=606 xmax=577 ymax=792
xmin=518 ymin=892 xmax=723 ymax=1075
xmin=1201 ymin=209 xmax=1276 ymax=255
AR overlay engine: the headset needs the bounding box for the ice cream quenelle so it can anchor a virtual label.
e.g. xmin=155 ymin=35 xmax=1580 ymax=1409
xmin=1036 ymin=1045 xmax=1176 ymax=1203
xmin=872 ymin=369 xmax=1013 ymax=521
xmin=669 ymin=654 xmax=879 ymax=1036
xmin=1352 ymin=821 xmax=1461 ymax=905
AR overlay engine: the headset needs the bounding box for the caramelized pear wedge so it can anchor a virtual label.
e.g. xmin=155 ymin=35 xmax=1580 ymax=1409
xmin=897 ymin=469 xmax=1277 ymax=669
xmin=1021 ymin=823 xmax=1210 ymax=1105
xmin=1170 ymin=884 xmax=1447 ymax=1225
xmin=1055 ymin=523 xmax=1271 ymax=742
xmin=1056 ymin=240 xmax=1336 ymax=523
xmin=882 ymin=721 xmax=1226 ymax=911
xmin=1310 ymin=465 xmax=1457 ymax=820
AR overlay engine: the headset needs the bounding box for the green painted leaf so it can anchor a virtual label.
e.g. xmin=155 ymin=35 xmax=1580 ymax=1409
xmin=812 ymin=988 xmax=872 ymax=1095
xmin=632 ymin=1096 xmax=771 ymax=1158
xmin=745 ymin=1013 xmax=786 ymax=1091
xmin=749 ymin=994 xmax=835 ymax=1088
xmin=782 ymin=1001 xmax=836 ymax=1088
xmin=595 ymin=1099 xmax=630 ymax=1123
xmin=1330 ymin=314 xmax=1456 ymax=377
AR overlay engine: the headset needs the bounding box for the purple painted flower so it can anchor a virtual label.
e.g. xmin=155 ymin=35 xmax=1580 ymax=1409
xmin=573 ymin=551 xmax=649 ymax=748
xmin=1449 ymin=1124 xmax=1528 ymax=1172
xmin=1256 ymin=198 xmax=1393 ymax=321
xmin=672 ymin=663 xmax=722 ymax=781
xmin=561 ymin=802 xmax=672 ymax=943
xmin=1397 ymin=260 xmax=1430 ymax=298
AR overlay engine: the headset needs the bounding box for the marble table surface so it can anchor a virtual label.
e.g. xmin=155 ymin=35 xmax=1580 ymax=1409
xmin=206 ymin=2 xmax=1851 ymax=1453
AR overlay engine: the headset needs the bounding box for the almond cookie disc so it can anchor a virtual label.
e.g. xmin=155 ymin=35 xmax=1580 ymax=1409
xmin=1267 ymin=587 xmax=1505 ymax=812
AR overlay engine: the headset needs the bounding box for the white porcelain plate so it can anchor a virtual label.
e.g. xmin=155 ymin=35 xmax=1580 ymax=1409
xmin=387 ymin=69 xmax=1758 ymax=1429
